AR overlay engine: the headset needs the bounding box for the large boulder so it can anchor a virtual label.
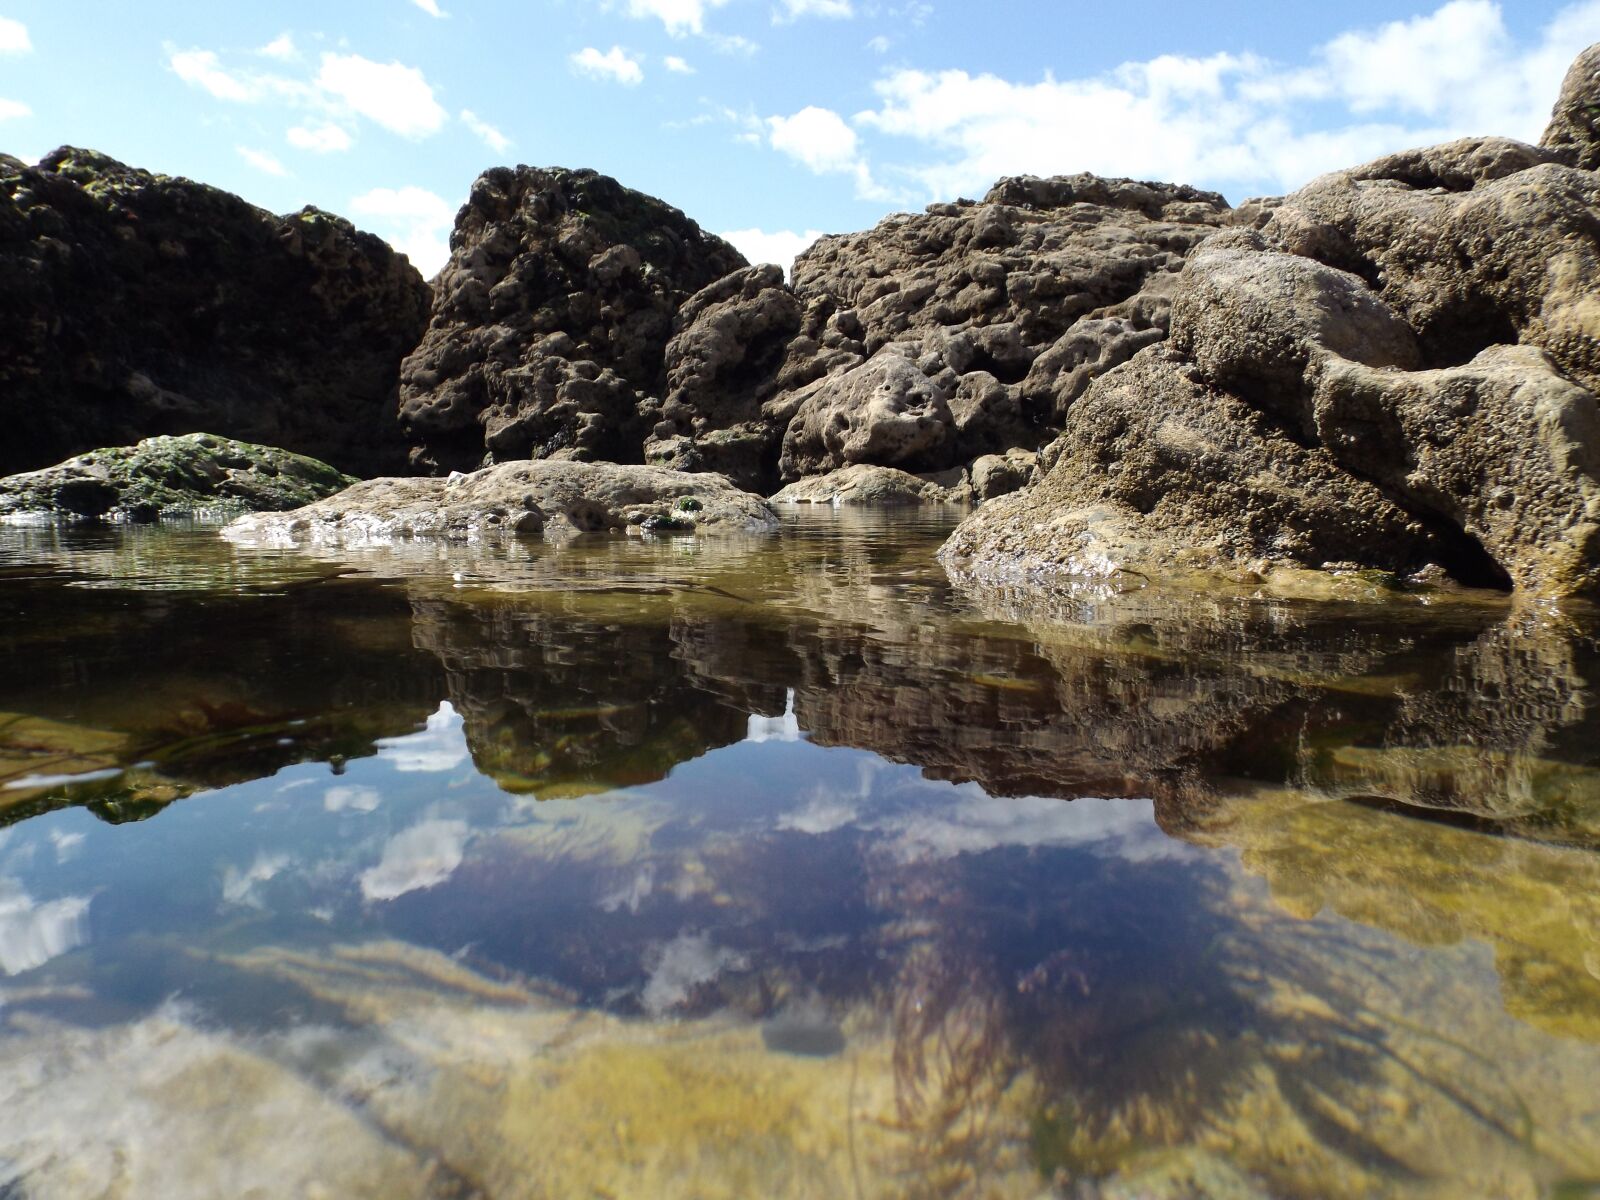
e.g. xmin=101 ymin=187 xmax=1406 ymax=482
xmin=397 ymin=167 xmax=747 ymax=474
xmin=0 ymin=148 xmax=431 ymax=478
xmin=0 ymin=433 xmax=353 ymax=521
xmin=944 ymin=45 xmax=1600 ymax=599
xmin=223 ymin=460 xmax=778 ymax=546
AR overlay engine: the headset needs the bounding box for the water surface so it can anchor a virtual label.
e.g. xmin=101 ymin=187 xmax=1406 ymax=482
xmin=2 ymin=513 xmax=1600 ymax=1198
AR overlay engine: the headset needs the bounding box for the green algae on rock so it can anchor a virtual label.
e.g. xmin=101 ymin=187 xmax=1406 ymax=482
xmin=0 ymin=433 xmax=355 ymax=522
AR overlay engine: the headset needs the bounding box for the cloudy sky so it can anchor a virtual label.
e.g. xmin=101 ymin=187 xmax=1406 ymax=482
xmin=1 ymin=1 xmax=1595 ymax=274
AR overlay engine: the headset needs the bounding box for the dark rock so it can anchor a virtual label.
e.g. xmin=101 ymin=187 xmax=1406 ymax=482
xmin=0 ymin=433 xmax=355 ymax=521
xmin=0 ymin=148 xmax=431 ymax=478
xmin=397 ymin=166 xmax=747 ymax=474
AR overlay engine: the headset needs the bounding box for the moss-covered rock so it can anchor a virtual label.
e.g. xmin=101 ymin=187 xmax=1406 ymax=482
xmin=0 ymin=433 xmax=355 ymax=521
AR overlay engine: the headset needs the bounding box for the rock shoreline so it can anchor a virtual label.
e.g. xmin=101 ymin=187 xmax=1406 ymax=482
xmin=5 ymin=42 xmax=1599 ymax=597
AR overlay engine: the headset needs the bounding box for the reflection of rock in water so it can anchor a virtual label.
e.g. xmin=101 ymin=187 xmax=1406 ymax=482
xmin=0 ymin=575 xmax=445 ymax=827
xmin=408 ymin=592 xmax=782 ymax=795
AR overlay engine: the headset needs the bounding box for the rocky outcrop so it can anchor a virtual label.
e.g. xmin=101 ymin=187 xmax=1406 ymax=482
xmin=398 ymin=164 xmax=1228 ymax=494
xmin=0 ymin=148 xmax=431 ymax=479
xmin=944 ymin=45 xmax=1600 ymax=599
xmin=0 ymin=433 xmax=353 ymax=521
xmin=649 ymin=175 xmax=1230 ymax=492
xmin=397 ymin=167 xmax=747 ymax=474
xmin=222 ymin=460 xmax=778 ymax=546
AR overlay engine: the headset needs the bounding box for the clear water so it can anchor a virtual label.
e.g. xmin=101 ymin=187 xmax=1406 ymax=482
xmin=2 ymin=512 xmax=1600 ymax=1198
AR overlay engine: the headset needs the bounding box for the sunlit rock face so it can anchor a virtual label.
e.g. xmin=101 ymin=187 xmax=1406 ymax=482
xmin=0 ymin=149 xmax=431 ymax=478
xmin=650 ymin=175 xmax=1231 ymax=493
xmin=944 ymin=44 xmax=1600 ymax=599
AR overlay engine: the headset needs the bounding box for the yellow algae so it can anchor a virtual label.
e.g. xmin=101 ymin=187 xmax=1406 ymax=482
xmin=0 ymin=711 xmax=130 ymax=791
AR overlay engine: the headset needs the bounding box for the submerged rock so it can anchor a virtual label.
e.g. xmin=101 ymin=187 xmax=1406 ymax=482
xmin=223 ymin=460 xmax=779 ymax=546
xmin=0 ymin=148 xmax=431 ymax=478
xmin=0 ymin=433 xmax=355 ymax=522
xmin=944 ymin=44 xmax=1600 ymax=599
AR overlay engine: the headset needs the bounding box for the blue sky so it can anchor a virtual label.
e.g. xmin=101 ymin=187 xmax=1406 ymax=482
xmin=2 ymin=1 xmax=1596 ymax=275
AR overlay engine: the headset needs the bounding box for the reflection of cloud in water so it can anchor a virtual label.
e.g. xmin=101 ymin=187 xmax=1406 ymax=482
xmin=0 ymin=879 xmax=90 ymax=975
xmin=221 ymin=853 xmax=291 ymax=908
xmin=778 ymin=798 xmax=858 ymax=834
xmin=377 ymin=702 xmax=470 ymax=773
xmin=324 ymin=785 xmax=382 ymax=814
xmin=641 ymin=932 xmax=748 ymax=1016
xmin=876 ymin=792 xmax=1189 ymax=863
xmin=746 ymin=689 xmax=801 ymax=744
xmin=599 ymin=862 xmax=655 ymax=914
xmin=49 ymin=830 xmax=85 ymax=863
xmin=360 ymin=820 xmax=468 ymax=902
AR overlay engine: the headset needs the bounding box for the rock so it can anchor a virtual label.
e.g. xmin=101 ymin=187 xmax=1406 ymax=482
xmin=1542 ymin=41 xmax=1600 ymax=170
xmin=770 ymin=463 xmax=970 ymax=506
xmin=968 ymin=448 xmax=1037 ymax=501
xmin=653 ymin=173 xmax=1229 ymax=492
xmin=778 ymin=350 xmax=957 ymax=479
xmin=0 ymin=148 xmax=431 ymax=478
xmin=1258 ymin=137 xmax=1600 ymax=389
xmin=222 ymin=460 xmax=778 ymax=545
xmin=397 ymin=167 xmax=746 ymax=474
xmin=943 ymin=45 xmax=1600 ymax=599
xmin=940 ymin=347 xmax=1450 ymax=590
xmin=0 ymin=433 xmax=355 ymax=522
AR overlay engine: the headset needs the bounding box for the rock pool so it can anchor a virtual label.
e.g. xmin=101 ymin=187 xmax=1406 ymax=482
xmin=1 ymin=511 xmax=1599 ymax=1199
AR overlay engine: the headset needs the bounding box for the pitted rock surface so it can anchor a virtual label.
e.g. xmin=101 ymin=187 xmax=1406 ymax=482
xmin=397 ymin=167 xmax=746 ymax=474
xmin=943 ymin=44 xmax=1600 ymax=599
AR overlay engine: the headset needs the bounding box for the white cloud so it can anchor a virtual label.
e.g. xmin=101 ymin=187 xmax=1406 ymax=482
xmin=221 ymin=852 xmax=291 ymax=907
xmin=461 ymin=108 xmax=512 ymax=154
xmin=287 ymin=122 xmax=353 ymax=153
xmin=774 ymin=0 xmax=853 ymax=21
xmin=0 ymin=16 xmax=30 ymax=54
xmin=360 ymin=819 xmax=467 ymax=901
xmin=412 ymin=0 xmax=447 ymax=15
xmin=640 ymin=931 xmax=747 ymax=1015
xmin=866 ymin=34 xmax=890 ymax=54
xmin=571 ymin=45 xmax=645 ymax=86
xmin=0 ymin=98 xmax=30 ymax=122
xmin=845 ymin=0 xmax=1600 ymax=202
xmin=316 ymin=53 xmax=448 ymax=138
xmin=664 ymin=55 xmax=695 ymax=74
xmin=720 ymin=227 xmax=824 ymax=276
xmin=169 ymin=48 xmax=260 ymax=102
xmin=623 ymin=0 xmax=733 ymax=37
xmin=766 ymin=105 xmax=860 ymax=172
xmin=259 ymin=33 xmax=297 ymax=61
xmin=237 ymin=145 xmax=290 ymax=176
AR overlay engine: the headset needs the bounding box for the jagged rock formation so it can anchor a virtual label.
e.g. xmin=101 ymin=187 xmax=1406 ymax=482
xmin=646 ymin=175 xmax=1230 ymax=492
xmin=397 ymin=167 xmax=747 ymax=474
xmin=0 ymin=148 xmax=431 ymax=478
xmin=222 ymin=459 xmax=779 ymax=546
xmin=943 ymin=44 xmax=1600 ymax=599
xmin=0 ymin=433 xmax=353 ymax=521
xmin=397 ymin=165 xmax=1228 ymax=494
